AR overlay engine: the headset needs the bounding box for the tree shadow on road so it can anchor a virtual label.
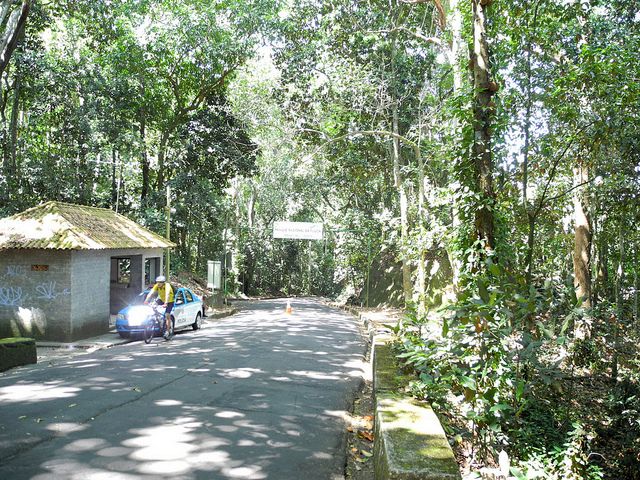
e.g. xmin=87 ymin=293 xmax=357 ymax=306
xmin=0 ymin=298 xmax=366 ymax=479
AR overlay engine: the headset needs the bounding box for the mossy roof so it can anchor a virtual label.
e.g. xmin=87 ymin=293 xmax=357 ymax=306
xmin=0 ymin=201 xmax=175 ymax=250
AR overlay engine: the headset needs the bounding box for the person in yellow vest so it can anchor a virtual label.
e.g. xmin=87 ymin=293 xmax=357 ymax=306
xmin=144 ymin=275 xmax=174 ymax=339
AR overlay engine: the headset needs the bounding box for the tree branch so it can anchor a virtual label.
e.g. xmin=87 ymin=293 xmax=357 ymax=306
xmin=187 ymin=65 xmax=237 ymax=112
xmin=317 ymin=129 xmax=420 ymax=157
xmin=545 ymin=178 xmax=594 ymax=204
xmin=367 ymin=27 xmax=442 ymax=46
xmin=532 ymin=120 xmax=597 ymax=219
xmin=399 ymin=0 xmax=446 ymax=29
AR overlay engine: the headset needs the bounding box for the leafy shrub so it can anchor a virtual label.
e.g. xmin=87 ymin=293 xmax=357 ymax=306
xmin=394 ymin=260 xmax=605 ymax=473
xmin=511 ymin=423 xmax=603 ymax=480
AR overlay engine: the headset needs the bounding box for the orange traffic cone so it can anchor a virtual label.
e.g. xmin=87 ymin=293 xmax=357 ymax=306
xmin=285 ymin=301 xmax=293 ymax=315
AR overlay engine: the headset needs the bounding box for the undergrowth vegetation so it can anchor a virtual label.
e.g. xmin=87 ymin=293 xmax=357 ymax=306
xmin=394 ymin=260 xmax=640 ymax=480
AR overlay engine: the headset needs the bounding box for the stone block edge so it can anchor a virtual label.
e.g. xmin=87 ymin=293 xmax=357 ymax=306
xmin=0 ymin=337 xmax=37 ymax=372
xmin=373 ymin=339 xmax=462 ymax=480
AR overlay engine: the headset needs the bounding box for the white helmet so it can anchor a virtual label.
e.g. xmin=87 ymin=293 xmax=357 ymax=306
xmin=155 ymin=275 xmax=166 ymax=282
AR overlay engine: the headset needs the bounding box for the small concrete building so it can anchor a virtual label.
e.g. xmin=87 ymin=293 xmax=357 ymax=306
xmin=0 ymin=201 xmax=174 ymax=342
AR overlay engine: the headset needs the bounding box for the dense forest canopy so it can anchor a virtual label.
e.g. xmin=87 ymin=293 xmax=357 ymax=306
xmin=0 ymin=0 xmax=639 ymax=478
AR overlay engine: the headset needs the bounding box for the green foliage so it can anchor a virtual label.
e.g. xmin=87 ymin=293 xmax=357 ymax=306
xmin=511 ymin=423 xmax=603 ymax=480
xmin=0 ymin=1 xmax=638 ymax=474
xmin=602 ymin=372 xmax=640 ymax=478
xmin=0 ymin=0 xmax=277 ymax=277
xmin=395 ymin=258 xmax=608 ymax=473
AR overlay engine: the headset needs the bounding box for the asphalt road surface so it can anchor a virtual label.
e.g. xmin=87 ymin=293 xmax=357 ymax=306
xmin=0 ymin=298 xmax=367 ymax=480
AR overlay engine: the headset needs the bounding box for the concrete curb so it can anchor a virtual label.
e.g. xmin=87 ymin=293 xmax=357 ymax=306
xmin=335 ymin=304 xmax=461 ymax=480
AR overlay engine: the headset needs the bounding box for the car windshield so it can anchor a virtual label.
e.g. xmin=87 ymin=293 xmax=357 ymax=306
xmin=134 ymin=290 xmax=151 ymax=305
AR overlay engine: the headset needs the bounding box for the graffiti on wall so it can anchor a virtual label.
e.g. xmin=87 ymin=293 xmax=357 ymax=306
xmin=0 ymin=286 xmax=26 ymax=306
xmin=36 ymin=281 xmax=71 ymax=300
xmin=6 ymin=265 xmax=26 ymax=277
xmin=0 ymin=260 xmax=73 ymax=338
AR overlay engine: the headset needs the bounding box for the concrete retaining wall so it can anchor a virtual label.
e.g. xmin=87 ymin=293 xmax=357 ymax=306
xmin=344 ymin=307 xmax=461 ymax=480
xmin=373 ymin=337 xmax=461 ymax=480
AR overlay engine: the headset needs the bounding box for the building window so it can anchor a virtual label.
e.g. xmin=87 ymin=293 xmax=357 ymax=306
xmin=117 ymin=258 xmax=131 ymax=285
xmin=145 ymin=257 xmax=160 ymax=286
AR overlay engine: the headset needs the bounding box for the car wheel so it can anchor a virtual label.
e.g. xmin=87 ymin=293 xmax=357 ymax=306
xmin=118 ymin=332 xmax=129 ymax=339
xmin=192 ymin=312 xmax=202 ymax=330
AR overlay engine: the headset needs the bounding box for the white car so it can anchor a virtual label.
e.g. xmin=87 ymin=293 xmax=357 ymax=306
xmin=116 ymin=287 xmax=205 ymax=338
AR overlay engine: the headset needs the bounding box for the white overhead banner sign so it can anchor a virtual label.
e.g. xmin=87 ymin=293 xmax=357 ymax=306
xmin=273 ymin=221 xmax=324 ymax=240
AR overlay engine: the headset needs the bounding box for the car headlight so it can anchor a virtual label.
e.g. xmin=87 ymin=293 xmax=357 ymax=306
xmin=116 ymin=314 xmax=125 ymax=322
xmin=127 ymin=306 xmax=152 ymax=326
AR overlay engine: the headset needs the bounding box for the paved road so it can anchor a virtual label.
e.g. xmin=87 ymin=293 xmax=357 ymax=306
xmin=0 ymin=298 xmax=366 ymax=480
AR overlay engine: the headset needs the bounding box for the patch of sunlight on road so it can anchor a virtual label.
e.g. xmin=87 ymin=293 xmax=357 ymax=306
xmin=311 ymin=451 xmax=333 ymax=459
xmin=218 ymin=367 xmax=262 ymax=378
xmin=131 ymin=365 xmax=179 ymax=372
xmin=223 ymin=465 xmax=268 ymax=479
xmin=124 ymin=423 xmax=198 ymax=448
xmin=132 ymin=442 xmax=196 ymax=461
xmin=191 ymin=449 xmax=230 ymax=465
xmin=33 ymin=459 xmax=139 ymax=480
xmin=0 ymin=383 xmax=80 ymax=402
xmin=85 ymin=471 xmax=139 ymax=480
xmin=215 ymin=410 xmax=245 ymax=419
xmin=63 ymin=438 xmax=108 ymax=452
xmin=216 ymin=424 xmax=240 ymax=433
xmin=324 ymin=409 xmax=350 ymax=421
xmin=266 ymin=439 xmax=294 ymax=448
xmin=138 ymin=459 xmax=191 ymax=475
xmin=289 ymin=370 xmax=342 ymax=380
xmin=155 ymin=399 xmax=182 ymax=406
xmin=46 ymin=422 xmax=88 ymax=434
xmin=199 ymin=438 xmax=232 ymax=449
xmin=96 ymin=446 xmax=130 ymax=457
xmin=70 ymin=363 xmax=101 ymax=369
xmin=238 ymin=439 xmax=258 ymax=446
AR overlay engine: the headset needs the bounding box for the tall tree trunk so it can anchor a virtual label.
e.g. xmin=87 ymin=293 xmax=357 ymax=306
xmin=392 ymin=101 xmax=412 ymax=304
xmin=595 ymin=229 xmax=609 ymax=304
xmin=0 ymin=0 xmax=29 ymax=79
xmin=612 ymin=227 xmax=623 ymax=381
xmin=180 ymin=226 xmax=188 ymax=269
xmin=524 ymin=215 xmax=537 ymax=286
xmin=415 ymin=107 xmax=427 ymax=314
xmin=247 ymin=181 xmax=255 ymax=229
xmin=77 ymin=140 xmax=89 ymax=204
xmin=7 ymin=66 xmax=19 ymax=197
xmin=195 ymin=228 xmax=203 ymax=273
xmin=3 ymin=66 xmax=19 ymax=201
xmin=448 ymin=0 xmax=464 ymax=287
xmin=573 ymin=162 xmax=592 ymax=339
xmin=634 ymin=247 xmax=638 ymax=325
xmin=471 ymin=0 xmax=496 ymax=252
xmin=522 ymin=1 xmax=541 ymax=285
xmin=449 ymin=0 xmax=463 ymax=91
xmin=389 ymin=18 xmax=412 ymax=305
xmin=111 ymin=148 xmax=117 ymax=207
xmin=185 ymin=211 xmax=192 ymax=270
xmin=139 ymin=115 xmax=149 ymax=203
xmin=115 ymin=160 xmax=124 ymax=214
xmin=156 ymin=129 xmax=170 ymax=193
